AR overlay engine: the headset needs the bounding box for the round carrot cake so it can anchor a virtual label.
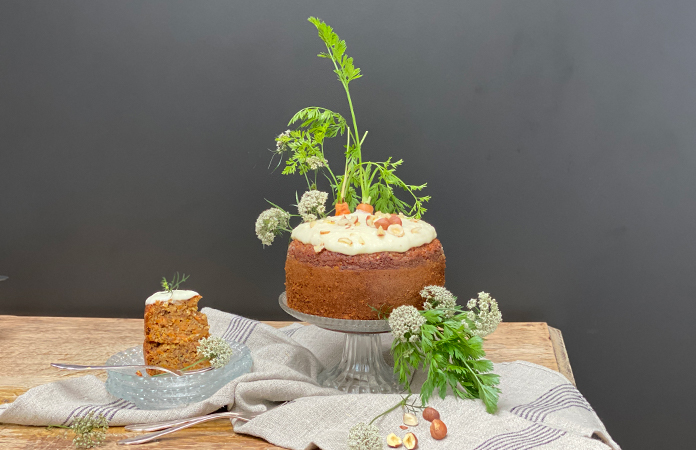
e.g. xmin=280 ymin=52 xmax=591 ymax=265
xmin=285 ymin=211 xmax=446 ymax=320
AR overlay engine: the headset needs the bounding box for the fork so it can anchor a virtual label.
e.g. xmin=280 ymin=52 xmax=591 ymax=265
xmin=51 ymin=363 xmax=213 ymax=377
xmin=118 ymin=411 xmax=260 ymax=445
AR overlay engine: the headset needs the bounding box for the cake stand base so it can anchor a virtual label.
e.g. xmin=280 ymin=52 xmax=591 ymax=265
xmin=279 ymin=292 xmax=401 ymax=394
xmin=319 ymin=333 xmax=399 ymax=394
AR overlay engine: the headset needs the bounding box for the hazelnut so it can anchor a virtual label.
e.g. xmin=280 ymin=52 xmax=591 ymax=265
xmin=430 ymin=419 xmax=447 ymax=440
xmin=309 ymin=221 xmax=317 ymax=228
xmin=387 ymin=224 xmax=405 ymax=237
xmin=376 ymin=226 xmax=386 ymax=237
xmin=403 ymin=413 xmax=418 ymax=427
xmin=320 ymin=230 xmax=330 ymax=235
xmin=350 ymin=233 xmax=366 ymax=245
xmin=366 ymin=215 xmax=376 ymax=227
xmin=338 ymin=237 xmax=353 ymax=246
xmin=399 ymin=425 xmax=408 ymax=430
xmin=374 ymin=218 xmax=391 ymax=230
xmin=386 ymin=433 xmax=402 ymax=448
xmin=336 ymin=217 xmax=351 ymax=226
xmin=313 ymin=244 xmax=324 ymax=253
xmin=422 ymin=407 xmax=440 ymax=422
xmin=411 ymin=227 xmax=422 ymax=234
xmin=388 ymin=214 xmax=403 ymax=226
xmin=403 ymin=432 xmax=418 ymax=449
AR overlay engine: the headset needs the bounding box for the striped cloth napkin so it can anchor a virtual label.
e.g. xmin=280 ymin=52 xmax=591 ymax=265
xmin=0 ymin=308 xmax=620 ymax=449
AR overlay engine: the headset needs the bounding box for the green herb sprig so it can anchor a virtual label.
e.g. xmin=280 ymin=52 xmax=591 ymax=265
xmin=270 ymin=17 xmax=430 ymax=218
xmin=161 ymin=272 xmax=189 ymax=293
xmin=388 ymin=289 xmax=503 ymax=414
xmin=347 ymin=394 xmax=423 ymax=450
xmin=48 ymin=411 xmax=109 ymax=448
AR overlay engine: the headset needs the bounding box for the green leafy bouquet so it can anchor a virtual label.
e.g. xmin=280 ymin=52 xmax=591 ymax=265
xmin=388 ymin=288 xmax=503 ymax=413
xmin=257 ymin=17 xmax=431 ymax=247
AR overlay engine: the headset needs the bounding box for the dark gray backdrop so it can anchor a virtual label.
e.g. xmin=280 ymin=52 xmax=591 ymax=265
xmin=1 ymin=1 xmax=694 ymax=448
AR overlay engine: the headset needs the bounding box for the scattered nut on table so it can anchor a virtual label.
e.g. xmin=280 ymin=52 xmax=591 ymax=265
xmin=422 ymin=407 xmax=440 ymax=422
xmin=403 ymin=412 xmax=418 ymax=426
xmin=430 ymin=419 xmax=447 ymax=440
xmin=386 ymin=433 xmax=402 ymax=448
xmin=403 ymin=432 xmax=418 ymax=449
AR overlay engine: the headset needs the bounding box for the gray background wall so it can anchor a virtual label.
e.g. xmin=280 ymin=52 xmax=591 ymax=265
xmin=1 ymin=1 xmax=694 ymax=448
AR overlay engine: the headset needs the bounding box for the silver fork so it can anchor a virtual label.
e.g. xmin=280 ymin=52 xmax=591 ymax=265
xmin=51 ymin=363 xmax=213 ymax=377
xmin=118 ymin=411 xmax=260 ymax=445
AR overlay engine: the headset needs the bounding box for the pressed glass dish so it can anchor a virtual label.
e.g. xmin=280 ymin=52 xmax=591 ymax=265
xmin=105 ymin=341 xmax=252 ymax=410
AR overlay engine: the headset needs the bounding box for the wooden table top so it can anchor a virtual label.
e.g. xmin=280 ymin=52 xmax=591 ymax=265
xmin=0 ymin=315 xmax=574 ymax=449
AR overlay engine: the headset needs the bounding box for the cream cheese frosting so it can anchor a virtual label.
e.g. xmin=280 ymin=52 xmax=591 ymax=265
xmin=145 ymin=289 xmax=199 ymax=305
xmin=290 ymin=211 xmax=437 ymax=255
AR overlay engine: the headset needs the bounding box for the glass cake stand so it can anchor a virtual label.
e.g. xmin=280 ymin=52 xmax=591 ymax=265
xmin=279 ymin=292 xmax=400 ymax=394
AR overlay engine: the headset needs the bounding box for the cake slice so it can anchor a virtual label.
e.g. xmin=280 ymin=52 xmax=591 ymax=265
xmin=144 ymin=291 xmax=209 ymax=343
xmin=143 ymin=289 xmax=210 ymax=375
xmin=143 ymin=340 xmax=210 ymax=376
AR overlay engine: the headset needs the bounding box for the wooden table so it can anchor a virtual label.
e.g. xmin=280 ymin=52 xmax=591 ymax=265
xmin=0 ymin=316 xmax=574 ymax=449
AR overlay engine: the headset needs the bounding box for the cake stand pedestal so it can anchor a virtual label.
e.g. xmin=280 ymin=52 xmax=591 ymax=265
xmin=279 ymin=292 xmax=400 ymax=394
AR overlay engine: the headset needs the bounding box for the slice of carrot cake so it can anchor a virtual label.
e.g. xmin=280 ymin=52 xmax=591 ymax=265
xmin=143 ymin=289 xmax=210 ymax=375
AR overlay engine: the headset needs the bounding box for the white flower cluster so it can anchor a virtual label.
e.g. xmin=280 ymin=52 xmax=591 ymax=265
xmin=197 ymin=336 xmax=234 ymax=369
xmin=347 ymin=422 xmax=381 ymax=450
xmin=389 ymin=305 xmax=426 ymax=343
xmin=255 ymin=208 xmax=290 ymax=246
xmin=420 ymin=285 xmax=457 ymax=317
xmin=297 ymin=190 xmax=328 ymax=222
xmin=306 ymin=156 xmax=327 ymax=170
xmin=275 ymin=129 xmax=291 ymax=153
xmin=465 ymin=291 xmax=502 ymax=337
xmin=71 ymin=411 xmax=108 ymax=448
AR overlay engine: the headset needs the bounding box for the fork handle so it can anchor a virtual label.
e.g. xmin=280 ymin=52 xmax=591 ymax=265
xmin=118 ymin=413 xmax=248 ymax=445
xmin=51 ymin=363 xmax=182 ymax=377
xmin=124 ymin=411 xmax=240 ymax=432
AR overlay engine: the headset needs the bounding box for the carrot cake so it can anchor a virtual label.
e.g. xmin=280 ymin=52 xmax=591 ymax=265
xmin=285 ymin=211 xmax=446 ymax=320
xmin=143 ymin=290 xmax=210 ymax=375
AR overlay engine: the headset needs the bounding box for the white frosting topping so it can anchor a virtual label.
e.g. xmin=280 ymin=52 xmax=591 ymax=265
xmin=145 ymin=290 xmax=200 ymax=305
xmin=290 ymin=211 xmax=437 ymax=255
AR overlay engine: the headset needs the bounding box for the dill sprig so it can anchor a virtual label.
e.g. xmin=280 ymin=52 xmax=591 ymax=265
xmin=161 ymin=272 xmax=189 ymax=293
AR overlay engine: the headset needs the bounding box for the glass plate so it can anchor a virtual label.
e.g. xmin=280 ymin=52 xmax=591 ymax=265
xmin=105 ymin=341 xmax=252 ymax=410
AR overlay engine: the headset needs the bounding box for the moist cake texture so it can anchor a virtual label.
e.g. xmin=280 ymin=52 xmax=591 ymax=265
xmin=144 ymin=295 xmax=210 ymax=344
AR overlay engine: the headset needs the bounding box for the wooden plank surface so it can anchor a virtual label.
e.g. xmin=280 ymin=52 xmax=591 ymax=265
xmin=0 ymin=316 xmax=573 ymax=449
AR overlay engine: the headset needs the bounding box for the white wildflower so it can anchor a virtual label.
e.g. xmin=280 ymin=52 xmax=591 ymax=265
xmin=197 ymin=336 xmax=234 ymax=369
xmin=347 ymin=422 xmax=381 ymax=450
xmin=388 ymin=305 xmax=426 ymax=343
xmin=297 ymin=190 xmax=328 ymax=222
xmin=275 ymin=129 xmax=292 ymax=153
xmin=255 ymin=208 xmax=290 ymax=246
xmin=306 ymin=156 xmax=327 ymax=170
xmin=420 ymin=285 xmax=457 ymax=317
xmin=71 ymin=411 xmax=108 ymax=448
xmin=468 ymin=291 xmax=502 ymax=337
